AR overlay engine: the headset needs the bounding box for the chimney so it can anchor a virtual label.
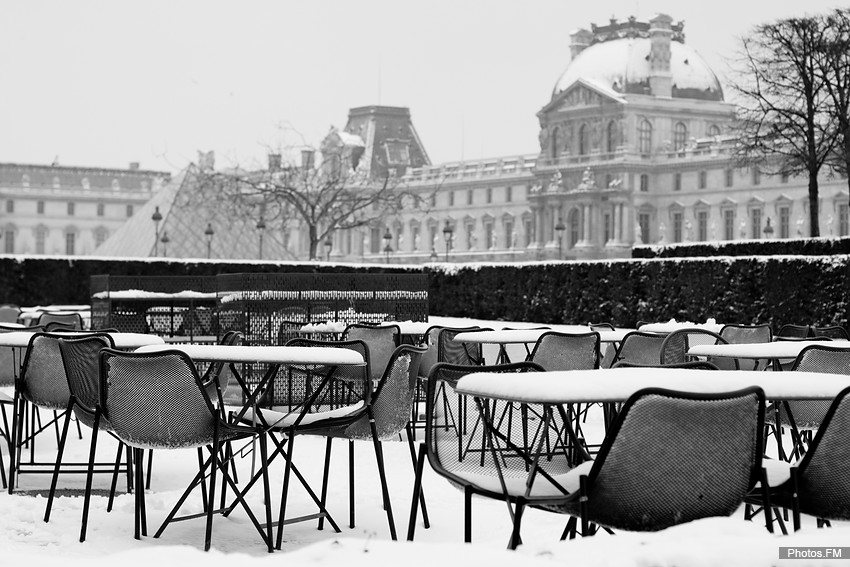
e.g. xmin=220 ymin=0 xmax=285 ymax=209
xmin=198 ymin=150 xmax=215 ymax=172
xmin=268 ymin=153 xmax=281 ymax=172
xmin=301 ymin=149 xmax=315 ymax=169
xmin=649 ymin=13 xmax=673 ymax=98
xmin=569 ymin=28 xmax=592 ymax=60
xmin=128 ymin=162 xmax=140 ymax=171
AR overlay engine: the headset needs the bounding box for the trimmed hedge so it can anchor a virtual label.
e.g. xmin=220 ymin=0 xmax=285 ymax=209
xmin=426 ymin=256 xmax=850 ymax=329
xmin=1 ymin=254 xmax=847 ymax=331
xmin=633 ymin=236 xmax=850 ymax=258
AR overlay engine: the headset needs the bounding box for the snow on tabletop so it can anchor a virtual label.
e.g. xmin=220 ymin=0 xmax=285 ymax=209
xmin=91 ymin=289 xmax=217 ymax=300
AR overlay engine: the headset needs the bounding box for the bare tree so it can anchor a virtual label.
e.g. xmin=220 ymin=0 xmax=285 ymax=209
xmin=816 ymin=9 xmax=850 ymax=205
xmin=193 ymin=147 xmax=432 ymax=260
xmin=731 ymin=16 xmax=838 ymax=237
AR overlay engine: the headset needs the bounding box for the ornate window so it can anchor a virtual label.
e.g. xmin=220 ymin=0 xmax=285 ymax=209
xmin=708 ymin=124 xmax=720 ymax=137
xmin=673 ymin=122 xmax=688 ymax=152
xmin=568 ymin=208 xmax=580 ymax=248
xmin=606 ymin=120 xmax=618 ymax=153
xmin=639 ymin=174 xmax=649 ymax=192
xmin=779 ymin=205 xmax=791 ymax=238
xmin=34 ymin=227 xmax=46 ymax=254
xmin=550 ymin=126 xmax=559 ymax=159
xmin=578 ymin=123 xmax=590 ymax=155
xmin=638 ymin=120 xmax=652 ymax=154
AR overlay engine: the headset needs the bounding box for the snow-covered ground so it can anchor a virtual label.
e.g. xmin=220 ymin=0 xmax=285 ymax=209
xmin=1 ymin=316 xmax=847 ymax=566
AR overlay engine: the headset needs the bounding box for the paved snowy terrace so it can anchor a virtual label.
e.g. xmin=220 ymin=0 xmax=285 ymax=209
xmin=1 ymin=317 xmax=848 ymax=566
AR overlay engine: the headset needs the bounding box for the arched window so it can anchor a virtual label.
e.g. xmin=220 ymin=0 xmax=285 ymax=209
xmin=606 ymin=121 xmax=618 ymax=153
xmin=673 ymin=122 xmax=688 ymax=152
xmin=567 ymin=208 xmax=580 ymax=248
xmin=578 ymin=124 xmax=590 ymax=156
xmin=638 ymin=120 xmax=652 ymax=154
xmin=708 ymin=124 xmax=720 ymax=137
xmin=550 ymin=127 xmax=559 ymax=159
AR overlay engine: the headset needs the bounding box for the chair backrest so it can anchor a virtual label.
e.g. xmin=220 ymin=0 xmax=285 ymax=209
xmin=783 ymin=345 xmax=850 ymax=429
xmin=610 ymin=331 xmax=665 ymax=367
xmin=660 ymin=328 xmax=738 ymax=370
xmin=588 ymin=322 xmax=615 ymax=331
xmin=99 ymin=348 xmax=219 ymax=449
xmin=792 ymin=384 xmax=850 ymax=521
xmin=611 ymin=360 xmax=720 ymax=370
xmin=36 ymin=311 xmax=84 ymax=331
xmin=0 ymin=324 xmax=30 ymax=387
xmin=417 ymin=325 xmax=444 ymax=379
xmin=0 ymin=304 xmax=21 ymax=324
xmin=811 ymin=325 xmax=850 ymax=340
xmin=583 ymin=386 xmax=764 ymax=531
xmin=343 ymin=344 xmax=426 ymax=440
xmin=527 ymin=331 xmax=600 ymax=370
xmin=719 ymin=324 xmax=772 ymax=344
xmin=19 ymin=332 xmax=94 ymax=409
xmin=57 ymin=334 xmax=115 ymax=425
xmin=776 ymin=324 xmax=812 ymax=339
xmin=425 ymin=361 xmax=557 ymax=490
xmin=342 ymin=323 xmax=400 ymax=383
xmin=108 ymin=310 xmax=149 ymax=334
xmin=276 ymin=338 xmax=370 ymax=410
xmin=277 ymin=320 xmax=303 ymax=345
xmin=200 ymin=330 xmax=242 ymax=406
xmin=437 ymin=326 xmax=489 ymax=366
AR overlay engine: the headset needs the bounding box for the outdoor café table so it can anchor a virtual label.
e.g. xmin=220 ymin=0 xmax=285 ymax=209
xmin=686 ymin=339 xmax=850 ymax=370
xmin=134 ymin=342 xmax=366 ymax=531
xmin=453 ymin=327 xmax=634 ymax=364
xmin=455 ymin=367 xmax=850 ymax=468
xmin=638 ymin=321 xmax=724 ymax=334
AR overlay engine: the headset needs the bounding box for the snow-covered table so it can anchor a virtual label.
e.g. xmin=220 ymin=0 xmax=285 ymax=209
xmin=453 ymin=327 xmax=634 ymax=363
xmin=687 ymin=339 xmax=850 ymax=367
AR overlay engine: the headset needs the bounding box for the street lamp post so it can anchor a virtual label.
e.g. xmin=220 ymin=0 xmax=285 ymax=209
xmin=160 ymin=231 xmax=170 ymax=257
xmin=382 ymin=228 xmax=393 ymax=264
xmin=204 ymin=223 xmax=214 ymax=259
xmin=442 ymin=220 xmax=454 ymax=262
xmin=324 ymin=235 xmax=333 ymax=261
xmin=256 ymin=218 xmax=266 ymax=259
xmin=554 ymin=217 xmax=566 ymax=260
xmin=151 ymin=206 xmax=162 ymax=256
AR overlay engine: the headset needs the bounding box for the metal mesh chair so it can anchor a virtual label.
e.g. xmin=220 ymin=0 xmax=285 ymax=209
xmin=608 ymin=331 xmax=665 ymax=367
xmin=660 ymin=328 xmax=739 ymax=370
xmin=99 ymin=348 xmax=273 ymax=551
xmin=527 ymin=331 xmax=600 ymax=371
xmin=51 ymin=334 xmax=121 ymax=540
xmin=407 ymin=360 xmax=576 ymax=544
xmin=36 ymin=311 xmax=84 ymax=330
xmin=767 ymin=345 xmax=850 ymax=461
xmin=612 ymin=360 xmax=721 ymax=370
xmin=811 ymin=325 xmax=850 ymax=340
xmin=342 ymin=323 xmax=400 ymax=385
xmin=776 ymin=324 xmax=812 ymax=339
xmin=764 ymin=385 xmax=850 ymax=531
xmin=719 ymin=324 xmax=773 ymax=370
xmin=548 ymin=386 xmax=765 ymax=542
xmin=311 ymin=344 xmax=426 ymax=539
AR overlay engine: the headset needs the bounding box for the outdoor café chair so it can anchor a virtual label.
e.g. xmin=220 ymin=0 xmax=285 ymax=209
xmin=534 ymin=386 xmax=767 ymax=547
xmin=342 ymin=323 xmax=400 ymax=385
xmin=52 ymin=334 xmax=121 ymax=540
xmin=776 ymin=324 xmax=812 ymax=340
xmin=36 ymin=311 xmax=84 ymax=331
xmin=751 ymin=384 xmax=850 ymax=532
xmin=607 ymin=330 xmax=665 ymax=368
xmin=311 ymin=344 xmax=427 ymax=539
xmin=810 ymin=325 xmax=850 ymax=340
xmin=765 ymin=344 xmax=850 ymax=461
xmin=660 ymin=328 xmax=739 ymax=370
xmin=407 ymin=360 xmax=555 ymax=544
xmin=98 ymin=348 xmax=273 ymax=552
xmin=720 ymin=323 xmax=773 ymax=370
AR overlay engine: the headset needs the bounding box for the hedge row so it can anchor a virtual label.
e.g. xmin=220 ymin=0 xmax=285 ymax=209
xmin=1 ymin=254 xmax=846 ymax=331
xmin=427 ymin=257 xmax=850 ymax=330
xmin=633 ymin=236 xmax=850 ymax=258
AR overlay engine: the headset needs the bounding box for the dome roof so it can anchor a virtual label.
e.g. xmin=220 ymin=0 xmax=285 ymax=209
xmin=552 ymin=37 xmax=724 ymax=101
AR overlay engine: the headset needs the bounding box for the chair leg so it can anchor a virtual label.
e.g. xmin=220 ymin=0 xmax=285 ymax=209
xmin=318 ymin=437 xmax=332 ymax=530
xmin=107 ymin=441 xmax=126 ymax=512
xmin=203 ymin=437 xmax=220 ymax=552
xmin=349 ymin=439 xmax=356 ymax=528
xmin=133 ymin=448 xmax=145 ymax=540
xmin=406 ymin=442 xmax=426 ymax=541
xmin=464 ymin=485 xmax=473 ymax=543
xmin=406 ymin=423 xmax=429 ymax=529
xmin=509 ymin=499 xmax=525 ymax=550
xmin=44 ymin=399 xmax=74 ymax=522
xmin=145 ymin=449 xmax=154 ymax=489
xmin=561 ymin=516 xmax=578 ymax=540
xmin=275 ymin=433 xmax=295 ymax=550
xmin=370 ymin=430 xmax=397 ymax=540
xmin=80 ymin=412 xmax=102 ymax=542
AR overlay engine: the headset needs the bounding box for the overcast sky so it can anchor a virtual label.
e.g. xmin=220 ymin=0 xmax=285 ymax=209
xmin=1 ymin=0 xmax=843 ymax=173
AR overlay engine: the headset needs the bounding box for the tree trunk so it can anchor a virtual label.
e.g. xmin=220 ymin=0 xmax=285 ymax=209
xmin=808 ymin=173 xmax=820 ymax=237
xmin=308 ymin=224 xmax=318 ymax=260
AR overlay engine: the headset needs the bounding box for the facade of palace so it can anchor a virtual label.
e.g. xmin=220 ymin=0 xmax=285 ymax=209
xmin=0 ymin=161 xmax=169 ymax=256
xmin=320 ymin=13 xmax=850 ymax=265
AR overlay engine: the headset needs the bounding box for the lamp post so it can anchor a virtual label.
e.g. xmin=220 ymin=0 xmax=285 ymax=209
xmin=151 ymin=206 xmax=162 ymax=256
xmin=382 ymin=228 xmax=393 ymax=264
xmin=442 ymin=220 xmax=454 ymax=262
xmin=160 ymin=231 xmax=170 ymax=257
xmin=324 ymin=235 xmax=333 ymax=261
xmin=256 ymin=217 xmax=266 ymax=259
xmin=554 ymin=217 xmax=566 ymax=259
xmin=204 ymin=223 xmax=214 ymax=259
